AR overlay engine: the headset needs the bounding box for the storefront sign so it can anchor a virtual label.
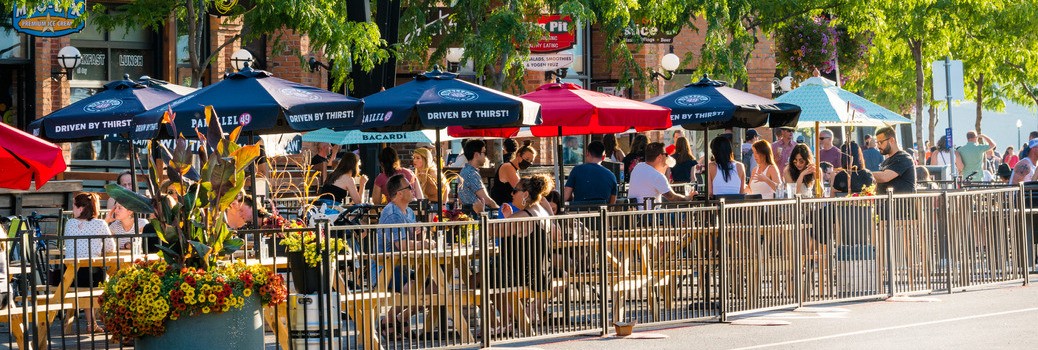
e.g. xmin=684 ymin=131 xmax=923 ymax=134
xmin=623 ymin=24 xmax=680 ymax=44
xmin=11 ymin=0 xmax=85 ymax=37
xmin=208 ymin=0 xmax=254 ymax=17
xmin=73 ymin=48 xmax=107 ymax=81
xmin=523 ymin=53 xmax=574 ymax=71
xmin=531 ymin=15 xmax=574 ymax=53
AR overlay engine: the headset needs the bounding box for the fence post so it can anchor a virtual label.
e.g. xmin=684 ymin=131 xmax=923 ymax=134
xmin=940 ymin=192 xmax=952 ymax=294
xmin=1020 ymin=184 xmax=1031 ymax=286
xmin=795 ymin=196 xmax=804 ymax=307
xmin=598 ymin=206 xmax=609 ymax=335
xmin=479 ymin=212 xmax=491 ymax=347
xmin=718 ymin=198 xmax=728 ymax=322
xmin=21 ymin=231 xmax=33 ymax=350
xmin=885 ymin=189 xmax=896 ymax=297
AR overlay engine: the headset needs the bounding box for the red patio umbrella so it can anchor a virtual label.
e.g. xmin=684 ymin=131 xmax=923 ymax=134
xmin=449 ymin=82 xmax=672 ymax=189
xmin=448 ymin=82 xmax=672 ymax=137
xmin=0 ymin=123 xmax=67 ymax=190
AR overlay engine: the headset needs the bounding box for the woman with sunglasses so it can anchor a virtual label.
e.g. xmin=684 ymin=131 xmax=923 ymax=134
xmin=490 ymin=174 xmax=559 ymax=334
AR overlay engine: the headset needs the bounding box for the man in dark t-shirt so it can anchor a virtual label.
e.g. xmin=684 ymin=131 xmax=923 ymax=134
xmin=565 ymin=141 xmax=618 ymax=206
xmin=873 ymin=126 xmax=917 ymax=194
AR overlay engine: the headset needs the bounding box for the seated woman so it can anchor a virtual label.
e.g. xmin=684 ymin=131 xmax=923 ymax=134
xmin=107 ymin=202 xmax=150 ymax=254
xmin=492 ymin=174 xmax=560 ymax=332
xmin=708 ymin=135 xmax=746 ymax=197
xmin=317 ymin=152 xmax=367 ymax=205
xmin=64 ymin=192 xmax=117 ymax=333
xmin=748 ymin=139 xmax=782 ymax=199
xmin=491 ymin=145 xmax=538 ymax=215
xmin=670 ymin=137 xmax=699 ymax=183
xmin=412 ymin=147 xmax=449 ymax=211
xmin=372 ymin=147 xmax=425 ymax=205
xmin=375 ymin=174 xmax=436 ymax=338
xmin=784 ymin=144 xmax=817 ymax=197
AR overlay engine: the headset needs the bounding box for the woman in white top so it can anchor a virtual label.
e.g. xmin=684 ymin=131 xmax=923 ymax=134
xmin=928 ymin=135 xmax=955 ymax=174
xmin=64 ymin=192 xmax=116 ymax=333
xmin=108 ymin=202 xmax=149 ymax=254
xmin=749 ymin=140 xmax=782 ymax=199
xmin=708 ymin=136 xmax=746 ymax=197
xmin=784 ymin=144 xmax=816 ymax=197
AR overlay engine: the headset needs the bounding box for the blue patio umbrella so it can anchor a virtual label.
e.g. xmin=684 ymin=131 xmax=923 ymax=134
xmin=646 ymin=75 xmax=801 ymax=131
xmin=132 ymin=65 xmax=364 ymax=140
xmin=28 ymin=76 xmax=195 ymax=142
xmin=302 ymin=128 xmax=455 ymax=145
xmin=347 ymin=67 xmax=540 ymax=207
xmin=647 ymin=75 xmax=800 ymax=198
xmin=349 ymin=68 xmax=540 ymax=132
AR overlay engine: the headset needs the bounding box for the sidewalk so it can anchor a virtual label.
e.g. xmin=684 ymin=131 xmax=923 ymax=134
xmin=496 ymin=278 xmax=1037 ymax=350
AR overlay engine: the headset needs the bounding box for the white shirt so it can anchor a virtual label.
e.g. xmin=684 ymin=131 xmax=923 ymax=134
xmin=1010 ymin=157 xmax=1035 ymax=185
xmin=64 ymin=218 xmax=116 ymax=259
xmin=109 ymin=218 xmax=149 ymax=253
xmin=628 ymin=162 xmax=672 ymax=205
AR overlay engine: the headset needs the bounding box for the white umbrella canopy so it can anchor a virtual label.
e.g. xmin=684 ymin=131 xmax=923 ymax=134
xmin=778 ymin=76 xmax=911 ymax=128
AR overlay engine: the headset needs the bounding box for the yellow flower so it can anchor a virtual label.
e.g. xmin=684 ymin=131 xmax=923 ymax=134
xmin=202 ymin=306 xmax=210 ymax=314
xmin=243 ymin=288 xmax=252 ymax=297
xmin=208 ymin=294 xmax=217 ymax=303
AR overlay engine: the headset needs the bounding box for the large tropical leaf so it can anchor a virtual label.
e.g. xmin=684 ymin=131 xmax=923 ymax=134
xmin=205 ymin=105 xmax=224 ymax=151
xmin=230 ymin=144 xmax=261 ymax=172
xmin=104 ymin=184 xmax=155 ymax=214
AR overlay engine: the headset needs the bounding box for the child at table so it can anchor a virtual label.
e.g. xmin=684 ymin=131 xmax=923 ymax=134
xmin=64 ymin=192 xmax=116 ymax=333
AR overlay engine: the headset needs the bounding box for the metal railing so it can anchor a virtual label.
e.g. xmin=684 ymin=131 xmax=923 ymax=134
xmin=0 ymin=186 xmax=1032 ymax=349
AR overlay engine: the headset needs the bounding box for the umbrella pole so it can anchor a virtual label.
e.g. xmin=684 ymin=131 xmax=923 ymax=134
xmin=249 ymin=132 xmax=263 ymax=256
xmin=556 ymin=127 xmax=563 ymax=202
xmin=703 ymin=130 xmax=710 ymax=200
xmin=435 ymin=128 xmax=443 ymax=213
xmin=815 ymin=122 xmax=822 ymax=197
xmin=129 ymin=142 xmax=141 ymax=237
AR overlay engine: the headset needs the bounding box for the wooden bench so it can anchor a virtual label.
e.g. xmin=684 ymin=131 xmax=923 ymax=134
xmin=488 ymin=279 xmax=566 ymax=336
xmin=0 ymin=303 xmax=75 ymax=350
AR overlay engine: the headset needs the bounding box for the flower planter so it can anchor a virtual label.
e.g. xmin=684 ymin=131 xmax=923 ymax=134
xmin=287 ymin=251 xmax=334 ymax=294
xmin=135 ymin=294 xmax=264 ymax=350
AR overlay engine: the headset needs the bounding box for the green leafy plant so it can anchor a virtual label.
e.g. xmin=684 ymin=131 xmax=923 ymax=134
xmin=106 ymin=105 xmax=261 ymax=271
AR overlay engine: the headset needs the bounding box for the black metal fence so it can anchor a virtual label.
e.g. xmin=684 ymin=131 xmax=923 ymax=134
xmin=0 ymin=186 xmax=1033 ymax=349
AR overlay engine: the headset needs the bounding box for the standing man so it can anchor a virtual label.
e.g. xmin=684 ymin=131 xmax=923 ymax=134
xmin=1010 ymin=139 xmax=1038 ymax=185
xmin=310 ymin=142 xmax=334 ymax=185
xmin=772 ymin=127 xmax=797 ymax=171
xmin=862 ymin=136 xmax=884 ymax=172
xmin=816 ymin=129 xmax=842 ymax=167
xmin=458 ymin=140 xmax=499 ymax=217
xmin=955 ymin=131 xmax=996 ymax=181
xmin=564 ymin=141 xmax=618 ymax=206
xmin=741 ymin=129 xmax=760 ymax=178
xmin=873 ymin=126 xmax=917 ymax=194
xmin=628 ymin=142 xmax=691 ymax=205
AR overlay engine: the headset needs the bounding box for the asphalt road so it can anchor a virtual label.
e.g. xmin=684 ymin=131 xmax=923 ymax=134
xmin=496 ymin=278 xmax=1037 ymax=350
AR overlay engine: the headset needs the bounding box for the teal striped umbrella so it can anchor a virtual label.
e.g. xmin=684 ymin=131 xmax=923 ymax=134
xmin=777 ymin=76 xmax=911 ymax=127
xmin=301 ymin=128 xmax=455 ymax=145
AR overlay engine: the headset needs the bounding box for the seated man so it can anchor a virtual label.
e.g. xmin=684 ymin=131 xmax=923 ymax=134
xmin=628 ymin=142 xmax=691 ymax=206
xmin=375 ymin=174 xmax=436 ymax=336
xmin=564 ymin=141 xmax=618 ymax=207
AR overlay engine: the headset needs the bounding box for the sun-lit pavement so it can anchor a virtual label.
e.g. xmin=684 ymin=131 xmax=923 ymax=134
xmin=496 ymin=277 xmax=1037 ymax=350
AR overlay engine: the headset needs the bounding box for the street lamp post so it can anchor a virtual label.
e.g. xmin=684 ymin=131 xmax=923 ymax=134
xmin=1017 ymin=119 xmax=1023 ymax=147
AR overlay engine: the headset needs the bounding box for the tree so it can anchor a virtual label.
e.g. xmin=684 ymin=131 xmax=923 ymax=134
xmin=79 ymin=0 xmax=390 ymax=88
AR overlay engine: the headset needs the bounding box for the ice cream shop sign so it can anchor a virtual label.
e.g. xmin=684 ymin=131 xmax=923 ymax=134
xmin=12 ymin=0 xmax=86 ymax=38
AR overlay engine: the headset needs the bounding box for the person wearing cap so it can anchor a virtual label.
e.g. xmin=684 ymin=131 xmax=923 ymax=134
xmin=741 ymin=129 xmax=761 ymax=178
xmin=955 ymin=130 xmax=996 ymax=181
xmin=817 ymin=129 xmax=842 ymax=168
xmin=772 ymin=126 xmax=796 ymax=172
xmin=1010 ymin=139 xmax=1038 ymax=185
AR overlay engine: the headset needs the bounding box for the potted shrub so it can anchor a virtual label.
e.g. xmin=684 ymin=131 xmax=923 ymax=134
xmin=101 ymin=106 xmax=287 ymax=348
xmin=275 ymin=218 xmax=347 ymax=294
